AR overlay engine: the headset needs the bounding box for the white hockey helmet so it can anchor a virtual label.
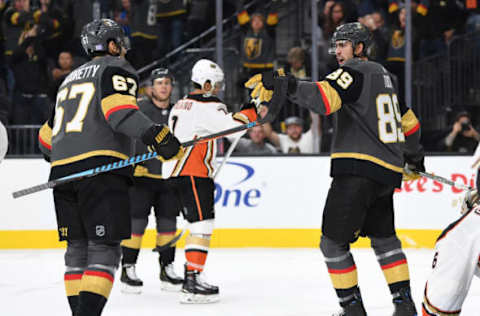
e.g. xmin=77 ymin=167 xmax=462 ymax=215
xmin=191 ymin=59 xmax=224 ymax=92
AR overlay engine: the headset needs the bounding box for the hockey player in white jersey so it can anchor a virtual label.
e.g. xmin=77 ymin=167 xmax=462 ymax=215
xmin=422 ymin=190 xmax=480 ymax=316
xmin=162 ymin=59 xmax=258 ymax=304
xmin=0 ymin=121 xmax=7 ymax=163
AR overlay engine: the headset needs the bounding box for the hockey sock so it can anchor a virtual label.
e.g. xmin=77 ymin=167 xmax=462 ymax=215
xmin=185 ymin=234 xmax=210 ymax=272
xmin=75 ymin=266 xmax=115 ymax=316
xmin=64 ymin=268 xmax=84 ymax=313
xmin=320 ymin=236 xmax=361 ymax=306
xmin=371 ymin=236 xmax=411 ymax=294
xmin=325 ymin=252 xmax=360 ymax=307
xmin=156 ymin=231 xmax=176 ymax=265
xmin=120 ymin=233 xmax=143 ymax=265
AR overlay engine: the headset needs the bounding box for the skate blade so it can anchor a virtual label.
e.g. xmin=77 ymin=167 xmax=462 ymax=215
xmin=120 ymin=283 xmax=142 ymax=294
xmin=179 ymin=291 xmax=219 ymax=304
xmin=160 ymin=280 xmax=183 ymax=292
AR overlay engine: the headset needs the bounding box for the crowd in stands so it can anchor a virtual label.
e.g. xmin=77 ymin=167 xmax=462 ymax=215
xmin=1 ymin=0 xmax=480 ymax=155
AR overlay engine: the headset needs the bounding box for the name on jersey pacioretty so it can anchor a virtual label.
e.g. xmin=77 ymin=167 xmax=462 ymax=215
xmin=61 ymin=65 xmax=101 ymax=87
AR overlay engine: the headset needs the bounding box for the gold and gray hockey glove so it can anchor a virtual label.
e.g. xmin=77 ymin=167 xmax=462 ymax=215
xmin=141 ymin=124 xmax=184 ymax=162
xmin=245 ymin=69 xmax=287 ymax=103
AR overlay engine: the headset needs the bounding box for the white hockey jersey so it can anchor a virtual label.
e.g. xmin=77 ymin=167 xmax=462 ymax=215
xmin=422 ymin=206 xmax=480 ymax=316
xmin=162 ymin=93 xmax=257 ymax=178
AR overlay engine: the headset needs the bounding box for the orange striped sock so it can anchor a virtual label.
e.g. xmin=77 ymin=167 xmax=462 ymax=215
xmin=185 ymin=234 xmax=210 ymax=271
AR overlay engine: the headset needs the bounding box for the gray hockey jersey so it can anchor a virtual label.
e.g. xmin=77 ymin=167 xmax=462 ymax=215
xmin=39 ymin=55 xmax=154 ymax=180
xmin=290 ymin=58 xmax=421 ymax=187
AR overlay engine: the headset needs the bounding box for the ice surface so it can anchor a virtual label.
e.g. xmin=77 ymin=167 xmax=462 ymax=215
xmin=1 ymin=248 xmax=479 ymax=316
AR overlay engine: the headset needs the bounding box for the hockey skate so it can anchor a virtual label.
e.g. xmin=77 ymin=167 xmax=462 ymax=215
xmin=180 ymin=268 xmax=219 ymax=304
xmin=160 ymin=263 xmax=183 ymax=291
xmin=120 ymin=264 xmax=143 ymax=294
xmin=392 ymin=288 xmax=417 ymax=316
xmin=332 ymin=298 xmax=367 ymax=316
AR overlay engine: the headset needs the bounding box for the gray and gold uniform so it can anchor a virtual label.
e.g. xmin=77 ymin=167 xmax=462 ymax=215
xmin=121 ymin=98 xmax=182 ymax=278
xmin=290 ymin=58 xmax=421 ymax=187
xmin=288 ymin=57 xmax=423 ymax=310
xmin=38 ymin=55 xmax=157 ymax=242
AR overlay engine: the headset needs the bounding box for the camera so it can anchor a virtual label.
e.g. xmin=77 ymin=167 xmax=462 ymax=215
xmin=461 ymin=122 xmax=471 ymax=132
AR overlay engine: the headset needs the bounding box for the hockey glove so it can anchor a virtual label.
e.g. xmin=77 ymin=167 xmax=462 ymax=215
xmin=461 ymin=189 xmax=479 ymax=214
xmin=141 ymin=124 xmax=184 ymax=162
xmin=402 ymin=155 xmax=425 ymax=181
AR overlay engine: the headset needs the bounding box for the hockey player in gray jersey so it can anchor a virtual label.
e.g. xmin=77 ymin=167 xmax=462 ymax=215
xmin=38 ymin=19 xmax=183 ymax=316
xmin=246 ymin=22 xmax=424 ymax=316
xmin=120 ymin=68 xmax=183 ymax=293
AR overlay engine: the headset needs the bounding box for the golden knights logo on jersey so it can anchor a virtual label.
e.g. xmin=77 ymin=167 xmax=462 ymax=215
xmin=244 ymin=37 xmax=263 ymax=60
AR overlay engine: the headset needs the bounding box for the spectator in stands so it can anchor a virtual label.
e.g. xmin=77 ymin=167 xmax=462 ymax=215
xmin=185 ymin=0 xmax=210 ymax=40
xmin=442 ymin=111 xmax=480 ymax=153
xmin=11 ymin=25 xmax=50 ymax=124
xmin=359 ymin=11 xmax=389 ymax=63
xmin=124 ymin=0 xmax=161 ymax=69
xmin=465 ymin=0 xmax=480 ymax=32
xmin=273 ymin=46 xmax=311 ymax=132
xmin=234 ymin=125 xmax=277 ymax=155
xmin=33 ymin=0 xmax=66 ymax=61
xmin=263 ymin=115 xmax=320 ymax=154
xmin=3 ymin=0 xmax=34 ymax=61
xmin=48 ymin=50 xmax=73 ymax=99
xmin=415 ymin=0 xmax=466 ymax=58
xmin=114 ymin=0 xmax=131 ymax=37
xmin=321 ymin=1 xmax=348 ymax=41
xmin=238 ymin=8 xmax=278 ymax=90
xmin=383 ymin=6 xmax=421 ymax=102
xmin=156 ymin=0 xmax=188 ymax=59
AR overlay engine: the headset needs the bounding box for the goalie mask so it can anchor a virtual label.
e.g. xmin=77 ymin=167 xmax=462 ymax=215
xmin=191 ymin=59 xmax=225 ymax=95
xmin=328 ymin=22 xmax=372 ymax=57
xmin=81 ymin=19 xmax=131 ymax=57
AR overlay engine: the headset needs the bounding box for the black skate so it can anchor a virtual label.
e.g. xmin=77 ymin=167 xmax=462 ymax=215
xmin=332 ymin=298 xmax=367 ymax=316
xmin=180 ymin=268 xmax=219 ymax=304
xmin=120 ymin=264 xmax=143 ymax=294
xmin=392 ymin=288 xmax=417 ymax=316
xmin=160 ymin=263 xmax=183 ymax=292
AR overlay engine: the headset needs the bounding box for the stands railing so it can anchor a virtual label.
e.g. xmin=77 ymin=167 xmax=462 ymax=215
xmin=412 ymin=31 xmax=480 ymax=129
xmin=6 ymin=125 xmax=42 ymax=158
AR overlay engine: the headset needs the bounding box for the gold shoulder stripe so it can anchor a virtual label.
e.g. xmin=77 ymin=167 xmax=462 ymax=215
xmin=331 ymin=152 xmax=403 ymax=173
xmin=401 ymin=109 xmax=420 ymax=136
xmin=38 ymin=123 xmax=52 ymax=149
xmin=51 ymin=150 xmax=129 ymax=167
xmin=101 ymin=94 xmax=137 ymax=118
xmin=317 ymin=81 xmax=342 ymax=115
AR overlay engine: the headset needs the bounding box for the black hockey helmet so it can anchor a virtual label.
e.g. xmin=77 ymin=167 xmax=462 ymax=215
xmin=328 ymin=22 xmax=372 ymax=57
xmin=150 ymin=68 xmax=175 ymax=85
xmin=80 ymin=19 xmax=131 ymax=57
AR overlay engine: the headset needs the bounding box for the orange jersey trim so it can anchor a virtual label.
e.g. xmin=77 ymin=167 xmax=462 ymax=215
xmin=190 ymin=176 xmax=204 ymax=221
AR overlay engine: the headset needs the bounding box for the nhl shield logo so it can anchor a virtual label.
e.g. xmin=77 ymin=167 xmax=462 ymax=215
xmin=244 ymin=37 xmax=262 ymax=60
xmin=96 ymin=225 xmax=105 ymax=237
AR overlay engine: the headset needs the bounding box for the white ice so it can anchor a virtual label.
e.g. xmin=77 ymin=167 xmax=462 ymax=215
xmin=1 ymin=248 xmax=479 ymax=316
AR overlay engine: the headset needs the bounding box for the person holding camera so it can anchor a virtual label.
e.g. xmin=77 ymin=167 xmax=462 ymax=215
xmin=443 ymin=111 xmax=480 ymax=153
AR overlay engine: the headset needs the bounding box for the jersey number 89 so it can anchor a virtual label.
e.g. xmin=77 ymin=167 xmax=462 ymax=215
xmin=376 ymin=93 xmax=405 ymax=143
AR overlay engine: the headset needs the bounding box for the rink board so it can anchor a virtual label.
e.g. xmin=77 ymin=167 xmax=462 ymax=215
xmin=0 ymin=156 xmax=475 ymax=249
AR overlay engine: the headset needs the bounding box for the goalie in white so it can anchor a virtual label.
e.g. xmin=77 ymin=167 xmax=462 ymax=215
xmin=162 ymin=59 xmax=258 ymax=304
xmin=422 ymin=190 xmax=480 ymax=316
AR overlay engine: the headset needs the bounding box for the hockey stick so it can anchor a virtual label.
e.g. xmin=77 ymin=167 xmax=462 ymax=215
xmin=12 ymin=79 xmax=289 ymax=199
xmin=212 ymin=135 xmax=241 ymax=180
xmin=152 ymin=229 xmax=186 ymax=252
xmin=413 ymin=169 xmax=474 ymax=191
